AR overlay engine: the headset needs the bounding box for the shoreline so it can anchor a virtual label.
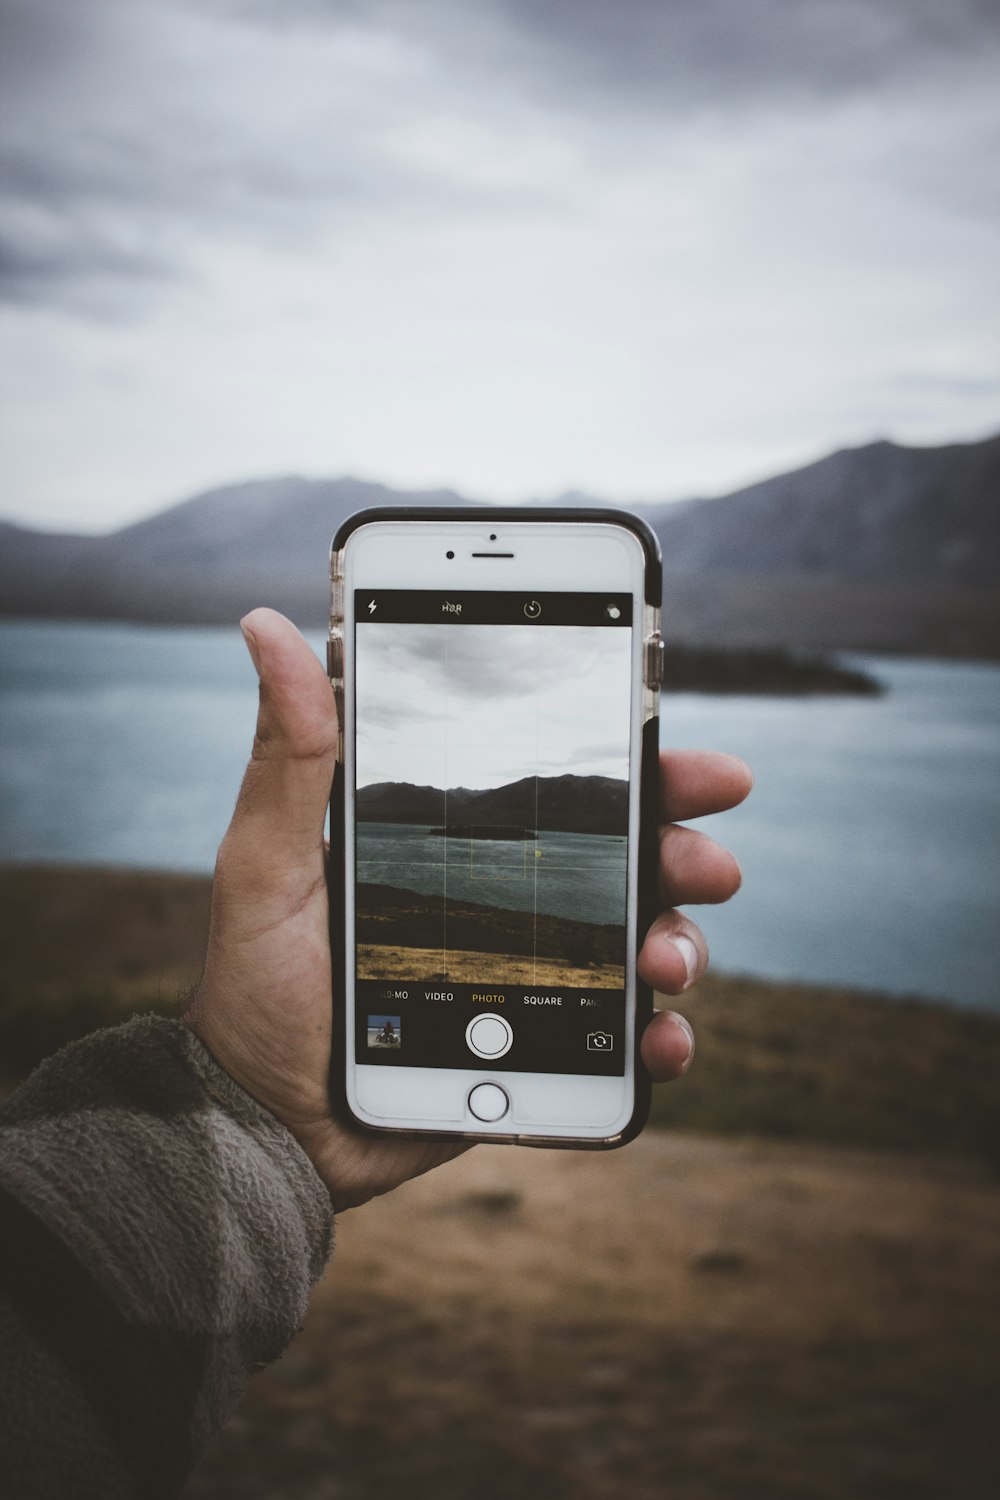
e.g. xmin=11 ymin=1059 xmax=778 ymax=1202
xmin=1 ymin=863 xmax=997 ymax=1164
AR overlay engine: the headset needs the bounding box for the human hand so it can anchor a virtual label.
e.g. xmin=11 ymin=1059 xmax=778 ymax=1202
xmin=185 ymin=610 xmax=751 ymax=1211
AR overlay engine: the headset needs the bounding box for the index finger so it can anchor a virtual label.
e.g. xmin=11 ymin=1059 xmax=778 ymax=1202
xmin=659 ymin=750 xmax=753 ymax=823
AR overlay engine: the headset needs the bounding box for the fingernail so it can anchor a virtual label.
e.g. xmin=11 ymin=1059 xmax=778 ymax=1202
xmin=671 ymin=934 xmax=699 ymax=989
xmin=240 ymin=618 xmax=262 ymax=673
xmin=667 ymin=1011 xmax=696 ymax=1072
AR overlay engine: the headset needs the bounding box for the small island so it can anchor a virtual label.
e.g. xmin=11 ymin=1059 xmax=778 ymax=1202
xmin=664 ymin=644 xmax=884 ymax=696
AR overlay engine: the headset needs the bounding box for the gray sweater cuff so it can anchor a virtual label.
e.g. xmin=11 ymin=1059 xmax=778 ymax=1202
xmin=0 ymin=1014 xmax=334 ymax=1485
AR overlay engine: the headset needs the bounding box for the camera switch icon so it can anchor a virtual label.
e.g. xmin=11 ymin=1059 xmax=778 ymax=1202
xmin=586 ymin=1031 xmax=614 ymax=1052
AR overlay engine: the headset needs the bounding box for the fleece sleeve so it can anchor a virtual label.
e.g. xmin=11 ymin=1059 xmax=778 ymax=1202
xmin=0 ymin=1014 xmax=334 ymax=1500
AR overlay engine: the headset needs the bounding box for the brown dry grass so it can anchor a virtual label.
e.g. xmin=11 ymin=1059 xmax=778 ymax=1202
xmin=357 ymin=942 xmax=623 ymax=987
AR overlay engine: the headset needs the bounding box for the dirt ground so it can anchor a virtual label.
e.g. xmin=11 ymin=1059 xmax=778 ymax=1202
xmin=186 ymin=1131 xmax=1000 ymax=1500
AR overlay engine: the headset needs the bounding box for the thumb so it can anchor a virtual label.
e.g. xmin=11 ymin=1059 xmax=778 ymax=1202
xmin=220 ymin=608 xmax=337 ymax=878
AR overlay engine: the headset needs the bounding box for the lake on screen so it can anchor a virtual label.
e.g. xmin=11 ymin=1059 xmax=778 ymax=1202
xmin=1 ymin=621 xmax=997 ymax=1013
xmin=357 ymin=821 xmax=627 ymax=928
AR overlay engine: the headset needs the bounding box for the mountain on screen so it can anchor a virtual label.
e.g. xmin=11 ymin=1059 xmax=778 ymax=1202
xmin=357 ymin=774 xmax=628 ymax=837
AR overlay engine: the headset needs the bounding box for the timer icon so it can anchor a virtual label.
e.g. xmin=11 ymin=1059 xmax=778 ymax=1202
xmin=523 ymin=600 xmax=542 ymax=619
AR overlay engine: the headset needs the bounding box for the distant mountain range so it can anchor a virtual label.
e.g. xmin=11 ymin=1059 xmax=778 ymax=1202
xmin=1 ymin=432 xmax=997 ymax=655
xmin=357 ymin=775 xmax=628 ymax=837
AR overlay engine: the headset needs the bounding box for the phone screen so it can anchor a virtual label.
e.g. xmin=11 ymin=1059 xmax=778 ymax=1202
xmin=352 ymin=588 xmax=635 ymax=1079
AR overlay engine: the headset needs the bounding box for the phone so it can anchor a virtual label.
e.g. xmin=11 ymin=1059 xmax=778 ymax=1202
xmin=328 ymin=508 xmax=662 ymax=1147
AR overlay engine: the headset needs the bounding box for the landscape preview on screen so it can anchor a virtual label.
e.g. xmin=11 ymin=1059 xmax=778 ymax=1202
xmin=353 ymin=591 xmax=633 ymax=1077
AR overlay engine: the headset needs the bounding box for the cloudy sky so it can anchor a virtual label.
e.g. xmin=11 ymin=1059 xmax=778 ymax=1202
xmin=355 ymin=621 xmax=631 ymax=788
xmin=2 ymin=0 xmax=998 ymax=532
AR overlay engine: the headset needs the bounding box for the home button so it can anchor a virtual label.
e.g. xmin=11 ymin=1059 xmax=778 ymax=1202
xmin=468 ymin=1082 xmax=510 ymax=1123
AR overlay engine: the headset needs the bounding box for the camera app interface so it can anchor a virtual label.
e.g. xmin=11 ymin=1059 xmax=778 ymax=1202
xmin=353 ymin=590 xmax=632 ymax=1077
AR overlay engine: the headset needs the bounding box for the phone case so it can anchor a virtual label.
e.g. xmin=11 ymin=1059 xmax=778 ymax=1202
xmin=327 ymin=507 xmax=662 ymax=1149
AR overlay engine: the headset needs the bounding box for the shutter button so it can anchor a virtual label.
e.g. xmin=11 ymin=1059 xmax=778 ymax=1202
xmin=465 ymin=1014 xmax=513 ymax=1059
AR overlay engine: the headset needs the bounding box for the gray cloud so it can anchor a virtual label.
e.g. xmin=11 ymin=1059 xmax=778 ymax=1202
xmin=202 ymin=0 xmax=1000 ymax=110
xmin=1 ymin=0 xmax=997 ymax=530
xmin=491 ymin=0 xmax=1000 ymax=110
xmin=0 ymin=224 xmax=176 ymax=319
xmin=358 ymin=623 xmax=572 ymax=704
xmin=893 ymin=373 xmax=1000 ymax=398
xmin=0 ymin=0 xmax=561 ymax=316
xmin=0 ymin=127 xmax=386 ymax=318
xmin=355 ymin=699 xmax=440 ymax=732
xmin=4 ymin=0 xmax=998 ymax=318
xmin=0 ymin=0 xmax=397 ymax=315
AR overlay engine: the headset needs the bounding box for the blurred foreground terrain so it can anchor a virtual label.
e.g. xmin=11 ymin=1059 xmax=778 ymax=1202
xmin=1 ymin=866 xmax=998 ymax=1500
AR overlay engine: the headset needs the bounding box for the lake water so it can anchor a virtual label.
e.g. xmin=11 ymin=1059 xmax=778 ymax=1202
xmin=1 ymin=620 xmax=998 ymax=1013
xmin=358 ymin=822 xmax=627 ymax=926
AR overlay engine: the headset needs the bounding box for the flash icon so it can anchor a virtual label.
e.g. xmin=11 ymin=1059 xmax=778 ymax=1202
xmin=367 ymin=600 xmax=377 ymax=615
